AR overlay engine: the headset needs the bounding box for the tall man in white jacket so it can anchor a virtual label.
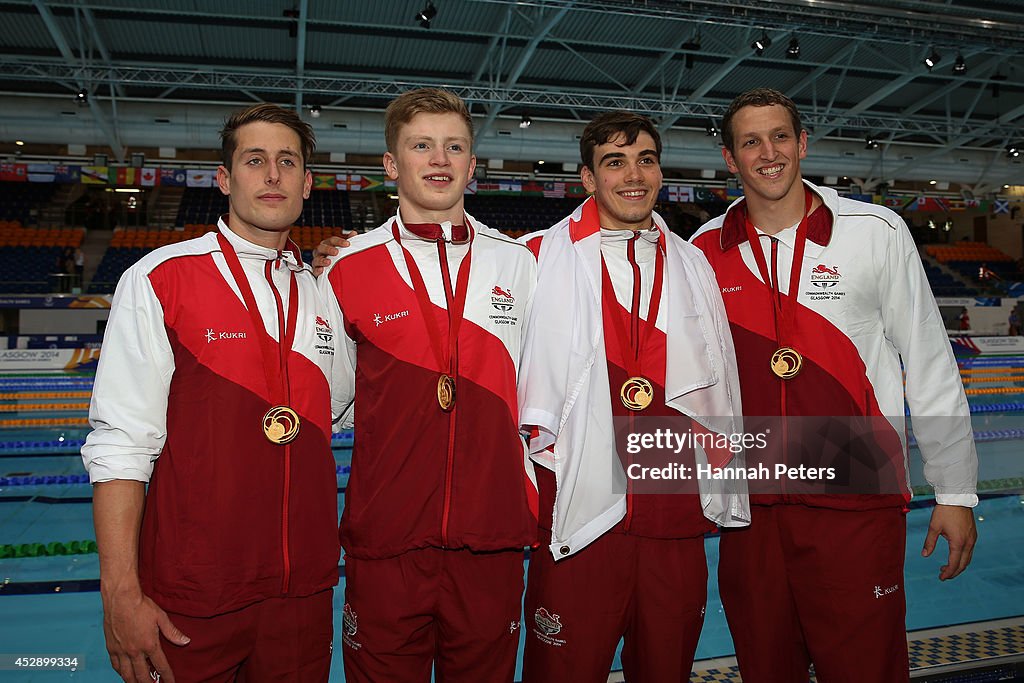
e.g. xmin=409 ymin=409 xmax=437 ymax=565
xmin=517 ymin=111 xmax=748 ymax=682
xmin=691 ymin=87 xmax=978 ymax=682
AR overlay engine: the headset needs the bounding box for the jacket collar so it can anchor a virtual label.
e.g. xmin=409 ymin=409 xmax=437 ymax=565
xmin=217 ymin=216 xmax=306 ymax=273
xmin=718 ymin=180 xmax=835 ymax=252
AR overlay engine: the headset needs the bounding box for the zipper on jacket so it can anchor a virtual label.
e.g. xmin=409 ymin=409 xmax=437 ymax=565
xmin=437 ymin=240 xmax=459 ymax=547
xmin=624 ymin=232 xmax=641 ymax=532
xmin=768 ymin=237 xmax=789 ymax=499
xmin=266 ymin=258 xmax=293 ymax=594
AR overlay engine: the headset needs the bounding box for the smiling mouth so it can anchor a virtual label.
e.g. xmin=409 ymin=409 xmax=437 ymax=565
xmin=618 ymin=189 xmax=648 ymax=199
xmin=425 ymin=174 xmax=452 ymax=183
xmin=758 ymin=164 xmax=784 ymax=177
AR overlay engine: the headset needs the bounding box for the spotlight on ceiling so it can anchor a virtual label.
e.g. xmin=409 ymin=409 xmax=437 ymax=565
xmin=519 ymin=114 xmax=532 ymax=129
xmin=865 ymin=136 xmax=880 ymax=150
xmin=310 ymin=105 xmax=321 ymax=118
xmin=923 ymin=48 xmax=940 ymax=71
xmin=751 ymin=31 xmax=771 ymax=56
xmin=1007 ymin=144 xmax=1020 ymax=159
xmin=682 ymin=34 xmax=701 ymax=70
xmin=786 ymin=37 xmax=800 ymax=60
xmin=705 ymin=120 xmax=719 ymax=137
xmin=75 ymin=88 xmax=89 ymax=105
xmin=416 ymin=1 xmax=437 ymax=28
xmin=15 ymin=140 xmax=24 ymax=146
xmin=953 ymin=52 xmax=966 ymax=74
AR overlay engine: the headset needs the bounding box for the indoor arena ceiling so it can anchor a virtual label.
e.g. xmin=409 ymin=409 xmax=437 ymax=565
xmin=0 ymin=0 xmax=1022 ymax=186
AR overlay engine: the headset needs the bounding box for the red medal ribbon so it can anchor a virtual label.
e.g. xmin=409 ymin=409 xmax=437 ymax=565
xmin=391 ymin=221 xmax=474 ymax=396
xmin=217 ymin=232 xmax=299 ymax=406
xmin=742 ymin=187 xmax=814 ymax=348
xmin=600 ymin=230 xmax=665 ymax=408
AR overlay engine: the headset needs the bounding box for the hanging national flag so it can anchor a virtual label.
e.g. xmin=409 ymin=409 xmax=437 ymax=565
xmin=334 ymin=174 xmax=362 ymax=191
xmin=139 ymin=168 xmax=159 ymax=187
xmin=993 ymin=199 xmax=1011 ymax=214
xmin=666 ymin=185 xmax=694 ymax=203
xmin=26 ymin=164 xmax=55 ymax=183
xmin=543 ymin=182 xmax=566 ymax=198
xmin=361 ymin=175 xmax=383 ymax=191
xmin=464 ymin=179 xmax=477 ymax=195
xmin=160 ymin=168 xmax=187 ymax=187
xmin=313 ymin=174 xmax=335 ymax=190
xmin=54 ymin=165 xmax=80 ymax=183
xmin=186 ymin=169 xmax=214 ymax=187
xmin=693 ymin=187 xmax=719 ymax=203
xmin=80 ymin=166 xmax=110 ymax=184
xmin=115 ymin=167 xmax=138 ymax=186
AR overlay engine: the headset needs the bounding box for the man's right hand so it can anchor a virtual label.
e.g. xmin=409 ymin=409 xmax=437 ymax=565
xmin=103 ymin=587 xmax=189 ymax=683
xmin=312 ymin=233 xmax=356 ymax=276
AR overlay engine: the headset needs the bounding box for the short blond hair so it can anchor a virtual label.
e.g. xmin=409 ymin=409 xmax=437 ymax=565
xmin=384 ymin=88 xmax=474 ymax=153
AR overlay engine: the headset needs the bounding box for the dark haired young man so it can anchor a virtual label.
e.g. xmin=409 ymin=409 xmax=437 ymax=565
xmin=691 ymin=88 xmax=977 ymax=682
xmin=83 ymin=102 xmax=339 ymax=683
xmin=318 ymin=88 xmax=537 ymax=682
xmin=517 ymin=111 xmax=747 ymax=682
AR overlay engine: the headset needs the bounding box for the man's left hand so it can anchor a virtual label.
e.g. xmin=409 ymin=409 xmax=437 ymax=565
xmin=921 ymin=504 xmax=978 ymax=581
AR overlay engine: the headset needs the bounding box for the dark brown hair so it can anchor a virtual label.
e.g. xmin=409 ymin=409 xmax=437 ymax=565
xmin=580 ymin=111 xmax=662 ymax=170
xmin=220 ymin=103 xmax=315 ymax=170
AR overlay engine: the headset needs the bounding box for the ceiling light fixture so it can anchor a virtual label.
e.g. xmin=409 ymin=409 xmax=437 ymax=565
xmin=519 ymin=114 xmax=532 ymax=129
xmin=786 ymin=37 xmax=800 ymax=60
xmin=310 ymin=105 xmax=321 ymax=118
xmin=865 ymin=136 xmax=879 ymax=150
xmin=751 ymin=31 xmax=771 ymax=56
xmin=15 ymin=140 xmax=24 ymax=146
xmin=416 ymin=1 xmax=437 ymax=29
xmin=1007 ymin=144 xmax=1020 ymax=158
xmin=705 ymin=120 xmax=719 ymax=137
xmin=953 ymin=52 xmax=966 ymax=74
xmin=75 ymin=88 xmax=88 ymax=105
xmin=923 ymin=48 xmax=940 ymax=71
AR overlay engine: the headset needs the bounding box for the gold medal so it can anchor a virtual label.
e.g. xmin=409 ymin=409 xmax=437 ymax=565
xmin=437 ymin=374 xmax=456 ymax=412
xmin=770 ymin=347 xmax=803 ymax=379
xmin=263 ymin=405 xmax=301 ymax=444
xmin=620 ymin=376 xmax=654 ymax=411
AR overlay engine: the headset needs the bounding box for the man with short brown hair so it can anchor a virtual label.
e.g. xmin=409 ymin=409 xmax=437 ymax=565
xmin=518 ymin=110 xmax=746 ymax=682
xmin=84 ymin=102 xmax=339 ymax=683
xmin=692 ymin=87 xmax=977 ymax=682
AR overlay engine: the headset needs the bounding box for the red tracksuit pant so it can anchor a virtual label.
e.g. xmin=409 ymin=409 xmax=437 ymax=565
xmin=718 ymin=504 xmax=909 ymax=683
xmin=341 ymin=547 xmax=524 ymax=683
xmin=522 ymin=529 xmax=708 ymax=682
xmin=158 ymin=589 xmax=334 ymax=683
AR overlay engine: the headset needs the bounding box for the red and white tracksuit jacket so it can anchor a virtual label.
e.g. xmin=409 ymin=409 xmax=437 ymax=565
xmin=691 ymin=180 xmax=977 ymax=510
xmin=82 ymin=220 xmax=340 ymax=617
xmin=318 ymin=211 xmax=538 ymax=560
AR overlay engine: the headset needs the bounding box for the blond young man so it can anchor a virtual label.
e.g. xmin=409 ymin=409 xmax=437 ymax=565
xmin=318 ymin=88 xmax=537 ymax=682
